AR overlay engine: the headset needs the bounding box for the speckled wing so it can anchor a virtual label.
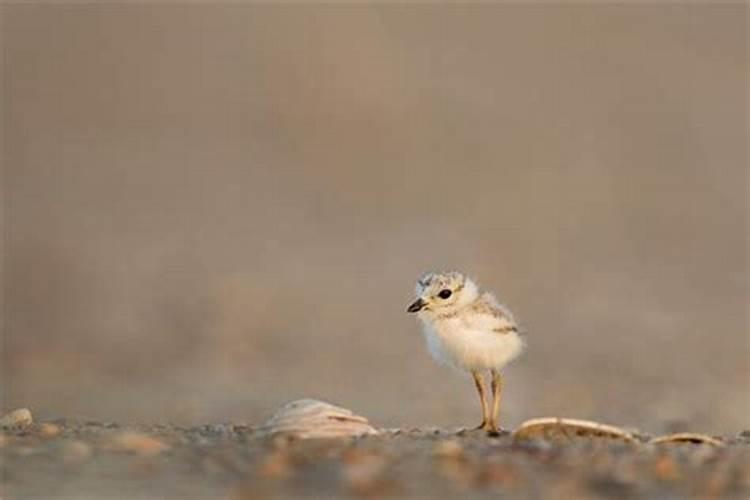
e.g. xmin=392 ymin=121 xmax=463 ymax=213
xmin=462 ymin=292 xmax=520 ymax=335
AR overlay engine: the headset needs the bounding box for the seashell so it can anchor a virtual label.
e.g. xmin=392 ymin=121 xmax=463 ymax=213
xmin=0 ymin=408 xmax=33 ymax=428
xmin=649 ymin=432 xmax=724 ymax=447
xmin=258 ymin=399 xmax=378 ymax=439
xmin=512 ymin=417 xmax=638 ymax=443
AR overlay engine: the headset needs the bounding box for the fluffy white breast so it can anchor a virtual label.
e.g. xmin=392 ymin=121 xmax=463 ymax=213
xmin=420 ymin=317 xmax=525 ymax=372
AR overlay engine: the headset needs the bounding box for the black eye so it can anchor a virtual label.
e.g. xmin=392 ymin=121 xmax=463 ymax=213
xmin=438 ymin=289 xmax=452 ymax=299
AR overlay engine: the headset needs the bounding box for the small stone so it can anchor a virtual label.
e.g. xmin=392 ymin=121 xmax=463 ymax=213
xmin=0 ymin=408 xmax=33 ymax=428
xmin=479 ymin=462 xmax=520 ymax=488
xmin=38 ymin=423 xmax=61 ymax=438
xmin=258 ymin=450 xmax=291 ymax=478
xmin=200 ymin=424 xmax=233 ymax=436
xmin=436 ymin=454 xmax=474 ymax=487
xmin=433 ymin=439 xmax=464 ymax=459
xmin=419 ymin=426 xmax=442 ymax=436
xmin=105 ymin=431 xmax=170 ymax=456
xmin=653 ymin=455 xmax=680 ymax=481
xmin=62 ymin=440 xmax=93 ymax=464
xmin=341 ymin=451 xmax=388 ymax=495
xmin=380 ymin=428 xmax=402 ymax=436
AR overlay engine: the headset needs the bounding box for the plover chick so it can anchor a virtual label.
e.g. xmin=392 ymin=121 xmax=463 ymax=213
xmin=407 ymin=271 xmax=525 ymax=435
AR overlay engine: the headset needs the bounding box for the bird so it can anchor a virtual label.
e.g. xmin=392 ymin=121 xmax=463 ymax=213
xmin=407 ymin=271 xmax=525 ymax=435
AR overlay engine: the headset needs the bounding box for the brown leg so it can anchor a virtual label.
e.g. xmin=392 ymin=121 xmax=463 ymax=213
xmin=471 ymin=371 xmax=490 ymax=430
xmin=489 ymin=370 xmax=503 ymax=434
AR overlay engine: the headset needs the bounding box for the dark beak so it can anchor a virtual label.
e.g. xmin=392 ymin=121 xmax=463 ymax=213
xmin=407 ymin=298 xmax=427 ymax=313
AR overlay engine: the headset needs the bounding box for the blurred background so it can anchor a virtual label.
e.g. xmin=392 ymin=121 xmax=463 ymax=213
xmin=2 ymin=4 xmax=747 ymax=434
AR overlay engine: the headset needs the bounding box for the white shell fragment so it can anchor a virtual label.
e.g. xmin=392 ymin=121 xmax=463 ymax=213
xmin=0 ymin=408 xmax=33 ymax=428
xmin=259 ymin=399 xmax=379 ymax=439
xmin=512 ymin=417 xmax=638 ymax=443
xmin=650 ymin=433 xmax=725 ymax=447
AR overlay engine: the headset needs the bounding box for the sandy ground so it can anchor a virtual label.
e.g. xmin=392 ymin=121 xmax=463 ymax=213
xmin=2 ymin=419 xmax=749 ymax=500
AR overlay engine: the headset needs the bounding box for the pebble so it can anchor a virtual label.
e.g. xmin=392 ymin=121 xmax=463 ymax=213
xmin=479 ymin=462 xmax=520 ymax=489
xmin=436 ymin=453 xmax=474 ymax=487
xmin=39 ymin=423 xmax=62 ymax=438
xmin=199 ymin=424 xmax=234 ymax=436
xmin=341 ymin=450 xmax=388 ymax=495
xmin=433 ymin=439 xmax=465 ymax=459
xmin=105 ymin=431 xmax=170 ymax=456
xmin=258 ymin=450 xmax=292 ymax=478
xmin=653 ymin=455 xmax=680 ymax=481
xmin=62 ymin=440 xmax=93 ymax=464
xmin=0 ymin=408 xmax=33 ymax=428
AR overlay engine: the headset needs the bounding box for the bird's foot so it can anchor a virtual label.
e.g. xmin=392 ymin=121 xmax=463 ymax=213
xmin=485 ymin=422 xmax=507 ymax=438
xmin=474 ymin=420 xmax=490 ymax=431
